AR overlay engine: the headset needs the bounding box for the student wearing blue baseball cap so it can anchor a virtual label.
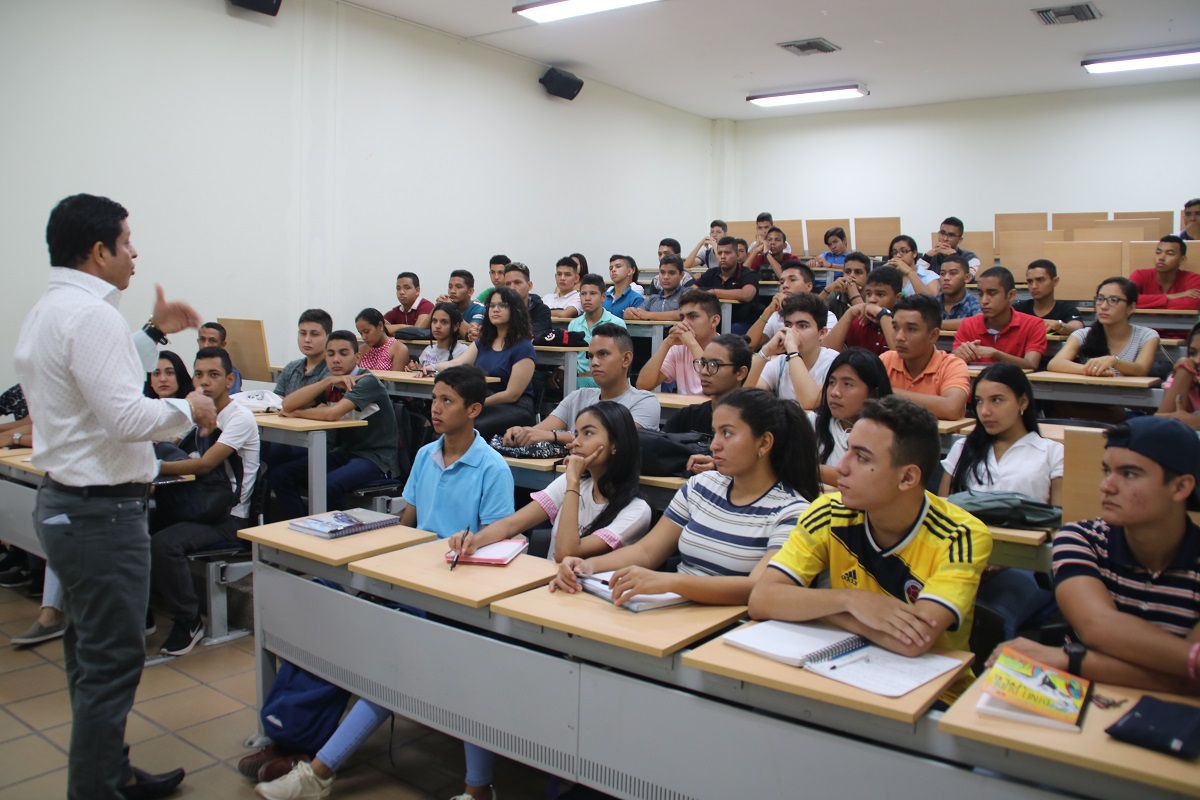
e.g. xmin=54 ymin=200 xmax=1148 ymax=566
xmin=987 ymin=416 xmax=1200 ymax=694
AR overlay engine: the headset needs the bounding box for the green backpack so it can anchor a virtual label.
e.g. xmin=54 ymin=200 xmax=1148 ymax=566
xmin=946 ymin=489 xmax=1062 ymax=529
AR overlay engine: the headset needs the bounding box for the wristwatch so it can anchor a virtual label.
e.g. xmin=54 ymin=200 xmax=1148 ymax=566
xmin=785 ymin=351 xmax=801 ymax=361
xmin=11 ymin=432 xmax=21 ymax=447
xmin=142 ymin=317 xmax=169 ymax=345
xmin=1063 ymin=641 xmax=1087 ymax=675
xmin=877 ymin=308 xmax=893 ymax=319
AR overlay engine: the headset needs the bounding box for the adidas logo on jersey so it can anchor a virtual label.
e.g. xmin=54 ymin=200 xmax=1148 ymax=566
xmin=840 ymin=568 xmax=858 ymax=586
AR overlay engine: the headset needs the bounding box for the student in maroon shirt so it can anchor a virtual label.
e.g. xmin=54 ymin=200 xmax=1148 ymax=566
xmin=1128 ymin=236 xmax=1199 ymax=310
xmin=824 ymin=266 xmax=902 ymax=357
xmin=383 ymin=271 xmax=434 ymax=328
xmin=952 ymin=266 xmax=1047 ymax=370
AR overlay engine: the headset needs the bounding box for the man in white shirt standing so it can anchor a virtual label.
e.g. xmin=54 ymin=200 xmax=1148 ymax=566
xmin=14 ymin=194 xmax=217 ymax=800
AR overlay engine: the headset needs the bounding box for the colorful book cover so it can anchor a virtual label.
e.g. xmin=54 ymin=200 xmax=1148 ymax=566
xmin=980 ymin=645 xmax=1090 ymax=728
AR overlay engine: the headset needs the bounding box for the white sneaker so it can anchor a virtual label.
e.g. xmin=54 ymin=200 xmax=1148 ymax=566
xmin=448 ymin=789 xmax=497 ymax=800
xmin=255 ymin=760 xmax=333 ymax=800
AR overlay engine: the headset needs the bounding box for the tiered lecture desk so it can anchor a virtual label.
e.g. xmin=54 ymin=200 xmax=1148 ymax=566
xmin=254 ymin=413 xmax=367 ymax=514
xmin=400 ymin=341 xmax=588 ymax=396
xmin=0 ymin=449 xmax=43 ymax=557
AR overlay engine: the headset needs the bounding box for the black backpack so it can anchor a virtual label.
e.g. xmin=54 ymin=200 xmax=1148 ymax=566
xmin=637 ymin=429 xmax=712 ymax=478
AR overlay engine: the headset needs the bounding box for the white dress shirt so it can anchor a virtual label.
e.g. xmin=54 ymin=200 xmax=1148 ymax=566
xmin=941 ymin=432 xmax=1064 ymax=503
xmin=15 ymin=268 xmax=195 ymax=486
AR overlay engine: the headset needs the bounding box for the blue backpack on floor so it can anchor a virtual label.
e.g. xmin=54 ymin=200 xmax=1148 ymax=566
xmin=260 ymin=660 xmax=351 ymax=754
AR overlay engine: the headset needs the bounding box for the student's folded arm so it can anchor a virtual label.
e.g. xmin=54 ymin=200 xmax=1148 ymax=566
xmin=786 ymin=359 xmax=823 ymax=410
xmin=585 ymin=516 xmax=683 ymax=574
xmin=749 ymin=567 xmax=858 ymax=621
xmin=158 ymin=442 xmax=235 ymax=476
xmin=399 ymin=503 xmax=417 ymax=527
xmin=484 ymin=358 xmax=534 ymax=406
xmin=821 ymin=309 xmax=855 ymax=351
xmin=1047 ymin=336 xmax=1086 ymax=373
xmin=1062 ymin=648 xmax=1199 ymax=694
xmin=437 ymin=342 xmax=479 ymax=371
xmin=822 ymin=600 xmax=954 ymax=658
xmin=288 ymin=397 xmax=355 ymax=422
xmin=473 ymin=501 xmax=550 ymax=550
xmin=642 ymin=309 xmax=685 ymax=321
xmin=668 ymin=548 xmax=781 ymax=606
xmin=635 ymin=341 xmax=673 ymax=391
xmin=894 ymin=387 xmax=968 ymax=421
xmin=282 ymin=379 xmax=330 ymax=412
xmin=1119 ymin=336 xmax=1159 ymax=376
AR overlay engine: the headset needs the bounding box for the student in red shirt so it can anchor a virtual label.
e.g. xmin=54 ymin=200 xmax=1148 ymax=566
xmin=1128 ymin=236 xmax=1199 ymax=310
xmin=824 ymin=266 xmax=902 ymax=357
xmin=952 ymin=266 xmax=1047 ymax=370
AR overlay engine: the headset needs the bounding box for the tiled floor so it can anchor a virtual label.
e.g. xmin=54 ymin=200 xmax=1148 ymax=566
xmin=0 ymin=585 xmax=563 ymax=800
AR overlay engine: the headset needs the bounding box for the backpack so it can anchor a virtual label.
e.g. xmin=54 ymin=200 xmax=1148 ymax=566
xmin=152 ymin=427 xmax=243 ymax=527
xmin=946 ymin=489 xmax=1062 ymax=529
xmin=259 ymin=659 xmax=352 ymax=754
xmin=392 ymin=326 xmax=433 ymax=341
xmin=637 ymin=429 xmax=712 ymax=478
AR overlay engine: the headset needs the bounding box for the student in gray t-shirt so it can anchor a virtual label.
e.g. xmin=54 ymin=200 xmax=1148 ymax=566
xmin=503 ymin=323 xmax=660 ymax=446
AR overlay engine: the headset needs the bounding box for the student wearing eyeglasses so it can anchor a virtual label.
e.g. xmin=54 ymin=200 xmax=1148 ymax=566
xmin=662 ymin=336 xmax=751 ymax=475
xmin=1048 ymin=277 xmax=1159 ymax=377
xmin=918 ymin=216 xmax=982 ymax=278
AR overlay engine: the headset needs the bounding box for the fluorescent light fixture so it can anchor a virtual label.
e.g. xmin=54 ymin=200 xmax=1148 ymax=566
xmin=514 ymin=0 xmax=659 ymax=24
xmin=747 ymin=85 xmax=868 ymax=108
xmin=1082 ymin=47 xmax=1200 ymax=74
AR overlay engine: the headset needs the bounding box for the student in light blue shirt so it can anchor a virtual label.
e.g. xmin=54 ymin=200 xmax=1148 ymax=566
xmin=254 ymin=365 xmax=514 ymax=800
xmin=604 ymin=254 xmax=645 ymax=316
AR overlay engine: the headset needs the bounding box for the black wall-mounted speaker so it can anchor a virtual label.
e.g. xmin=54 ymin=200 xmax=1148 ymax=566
xmin=539 ymin=68 xmax=583 ymax=101
xmin=230 ymin=0 xmax=281 ymax=16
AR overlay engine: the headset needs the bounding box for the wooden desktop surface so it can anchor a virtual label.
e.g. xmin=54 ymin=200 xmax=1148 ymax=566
xmin=1027 ymin=372 xmax=1160 ymax=389
xmin=238 ymin=519 xmax=433 ymax=566
xmin=491 ymin=587 xmax=745 ymax=659
xmin=503 ymin=456 xmax=562 ymax=472
xmin=253 ymin=412 xmax=368 ymax=432
xmin=940 ymin=675 xmax=1200 ymax=797
xmin=0 ymin=450 xmax=40 ymax=477
xmin=1075 ymin=307 xmax=1197 ymax=317
xmin=937 ymin=418 xmax=975 ymax=434
xmin=653 ymin=392 xmax=709 ymax=410
xmin=683 ymin=622 xmax=973 ymax=724
xmin=371 ymin=370 xmax=499 ymax=385
xmin=988 ymin=526 xmax=1048 ymax=546
xmin=349 ymin=538 xmax=557 ymax=609
xmin=552 ymin=464 xmax=685 ymax=491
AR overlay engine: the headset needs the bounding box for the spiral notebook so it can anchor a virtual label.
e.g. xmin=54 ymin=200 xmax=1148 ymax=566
xmin=287 ymin=509 xmax=402 ymax=539
xmin=722 ymin=621 xmax=965 ymax=697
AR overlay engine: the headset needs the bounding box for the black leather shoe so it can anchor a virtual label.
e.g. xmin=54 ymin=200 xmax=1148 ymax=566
xmin=119 ymin=766 xmax=185 ymax=799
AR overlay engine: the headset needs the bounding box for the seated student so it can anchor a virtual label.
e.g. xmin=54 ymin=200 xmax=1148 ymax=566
xmin=940 ymin=363 xmax=1063 ymax=639
xmin=409 ymin=302 xmax=467 ymax=372
xmin=383 ymin=271 xmax=434 ymax=328
xmin=545 ymin=256 xmax=583 ymax=321
xmin=271 ymin=330 xmax=400 ymax=520
xmin=887 ymin=234 xmax=939 ymax=296
xmin=748 ymin=293 xmax=838 ymax=410
xmin=254 ymin=366 xmax=516 ymax=800
xmin=991 ymin=416 xmax=1200 ymax=695
xmin=503 ymin=261 xmax=552 ymax=340
xmin=503 ymin=323 xmax=660 ymax=446
xmin=749 ymin=396 xmax=992 ymax=700
xmin=882 ymin=294 xmax=970 ymax=420
xmin=197 ymin=322 xmax=243 ymax=394
xmin=425 ymin=287 xmax=537 ymax=439
xmin=354 ymin=307 xmax=408 ymax=372
xmin=661 ymin=334 xmax=751 ymax=463
xmin=152 ymin=347 xmax=260 ymax=656
xmin=919 ymin=216 xmax=983 ymax=277
xmin=1157 ymin=321 xmax=1200 ymax=429
xmin=437 ymin=269 xmax=487 ymax=340
xmin=752 ymin=211 xmax=793 ymax=255
xmin=637 ymin=289 xmax=721 ymax=395
xmin=696 ymin=237 xmax=760 ymax=334
xmin=266 ymin=309 xmax=333 ymax=471
xmin=809 ymin=226 xmax=849 ymax=270
xmin=551 ymin=388 xmax=819 ymax=606
xmin=935 ymin=255 xmax=980 ymax=332
xmin=476 ymin=254 xmax=510 ymax=304
xmin=1128 ymin=235 xmax=1199 ymax=310
xmin=952 ymin=266 xmax=1048 ymax=370
xmin=144 ymin=350 xmax=195 ymax=400
xmin=1182 ymin=197 xmax=1200 ymax=241
xmin=734 ymin=237 xmax=750 ymax=266
xmin=649 ymin=238 xmax=695 ymax=292
xmin=747 ymin=260 xmax=837 ymax=349
xmin=625 ymin=254 xmax=686 ymax=321
xmin=684 ymin=219 xmax=728 ymax=271
xmin=456 ymin=401 xmax=651 ymax=562
xmin=823 ymin=265 xmax=902 ymax=357
xmin=604 ymin=254 xmax=644 ymax=316
xmin=819 ymin=251 xmax=869 ymax=320
xmin=808 ymin=348 xmax=892 ymax=486
xmin=568 ymin=273 xmax=628 ymax=390
xmin=570 ymin=252 xmax=589 ymax=277
xmin=744 ymin=226 xmax=792 ymax=279
xmin=1048 ymin=277 xmax=1158 ymax=376
xmin=1012 ymin=259 xmax=1084 ymax=335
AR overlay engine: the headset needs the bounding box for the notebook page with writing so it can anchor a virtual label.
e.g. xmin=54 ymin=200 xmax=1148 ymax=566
xmin=806 ymin=647 xmax=964 ymax=697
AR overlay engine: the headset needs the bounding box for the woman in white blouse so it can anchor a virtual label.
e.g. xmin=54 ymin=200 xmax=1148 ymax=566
xmin=807 ymin=348 xmax=892 ymax=487
xmin=940 ymin=362 xmax=1064 ymax=639
xmin=1048 ymin=277 xmax=1159 ymax=377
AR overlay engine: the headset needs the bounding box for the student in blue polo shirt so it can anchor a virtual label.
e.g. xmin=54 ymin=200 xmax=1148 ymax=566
xmin=990 ymin=416 xmax=1200 ymax=694
xmin=254 ymin=365 xmax=515 ymax=800
xmin=604 ymin=254 xmax=644 ymax=316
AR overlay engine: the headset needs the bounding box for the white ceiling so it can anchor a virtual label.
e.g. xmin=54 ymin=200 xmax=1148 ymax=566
xmin=342 ymin=0 xmax=1200 ymax=120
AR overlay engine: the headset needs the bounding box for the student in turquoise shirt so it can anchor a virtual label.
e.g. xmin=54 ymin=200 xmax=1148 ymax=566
xmin=253 ymin=365 xmax=514 ymax=800
xmin=569 ymin=273 xmax=628 ymax=389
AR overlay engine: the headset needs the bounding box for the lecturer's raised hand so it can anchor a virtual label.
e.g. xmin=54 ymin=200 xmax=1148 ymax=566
xmin=152 ymin=284 xmax=203 ymax=335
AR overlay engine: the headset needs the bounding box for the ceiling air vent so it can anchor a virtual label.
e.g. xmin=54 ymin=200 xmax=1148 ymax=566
xmin=778 ymin=38 xmax=841 ymax=57
xmin=1033 ymin=3 xmax=1101 ymax=25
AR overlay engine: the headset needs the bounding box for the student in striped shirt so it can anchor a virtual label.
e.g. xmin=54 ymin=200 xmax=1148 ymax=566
xmin=990 ymin=417 xmax=1200 ymax=694
xmin=550 ymin=388 xmax=819 ymax=605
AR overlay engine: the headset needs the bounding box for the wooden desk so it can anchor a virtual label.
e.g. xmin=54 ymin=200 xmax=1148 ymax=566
xmin=493 ymin=586 xmax=744 ymax=658
xmin=350 ymin=539 xmax=556 ymax=608
xmin=505 ymin=456 xmax=564 ymax=491
xmin=0 ymin=450 xmax=41 ymax=478
xmin=0 ymin=451 xmax=43 ymax=557
xmin=683 ymin=622 xmax=972 ymax=724
xmin=990 ymin=526 xmax=1052 ymax=573
xmin=395 ymin=343 xmax=585 ymax=396
xmin=937 ymin=418 xmax=975 ymax=434
xmin=1076 ymin=307 xmax=1199 ymax=333
xmin=1027 ymin=371 xmax=1162 ymax=408
xmin=372 ymin=369 xmax=498 ymax=399
xmin=652 ymin=392 xmax=709 ymax=421
xmin=940 ymin=676 xmax=1200 ymax=799
xmin=967 ymin=365 xmax=1032 ymax=378
xmin=624 ymin=319 xmax=673 ymax=350
xmin=255 ymin=412 xmax=368 ymax=513
xmin=551 ymin=464 xmax=685 ymax=509
xmin=238 ymin=518 xmax=433 ymax=566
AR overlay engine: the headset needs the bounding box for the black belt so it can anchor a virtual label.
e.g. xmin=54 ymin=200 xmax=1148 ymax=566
xmin=43 ymin=476 xmax=150 ymax=500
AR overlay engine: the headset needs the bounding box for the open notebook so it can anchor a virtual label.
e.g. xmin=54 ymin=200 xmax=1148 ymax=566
xmin=579 ymin=571 xmax=692 ymax=613
xmin=723 ymin=620 xmax=965 ymax=698
xmin=444 ymin=539 xmax=528 ymax=566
